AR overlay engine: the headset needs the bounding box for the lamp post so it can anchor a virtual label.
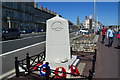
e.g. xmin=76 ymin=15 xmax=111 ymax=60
xmin=7 ymin=17 xmax=11 ymax=28
xmin=89 ymin=14 xmax=92 ymax=29
xmin=94 ymin=0 xmax=97 ymax=34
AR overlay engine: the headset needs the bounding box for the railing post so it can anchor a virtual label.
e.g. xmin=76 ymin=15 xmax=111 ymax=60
xmin=88 ymin=69 xmax=93 ymax=80
xmin=37 ymin=54 xmax=40 ymax=63
xmin=26 ymin=53 xmax=30 ymax=75
xmin=15 ymin=57 xmax=19 ymax=77
xmin=45 ymin=62 xmax=50 ymax=80
xmin=71 ymin=47 xmax=72 ymax=58
xmin=92 ymin=55 xmax=96 ymax=74
xmin=43 ymin=50 xmax=46 ymax=60
xmin=94 ymin=49 xmax=97 ymax=61
xmin=92 ymin=49 xmax=97 ymax=73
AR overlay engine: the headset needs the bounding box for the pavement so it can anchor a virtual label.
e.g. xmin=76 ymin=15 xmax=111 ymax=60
xmin=94 ymin=34 xmax=119 ymax=79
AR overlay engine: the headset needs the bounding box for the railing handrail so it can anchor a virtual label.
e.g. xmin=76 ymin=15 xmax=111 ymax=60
xmin=18 ymin=52 xmax=45 ymax=62
xmin=15 ymin=49 xmax=97 ymax=80
xmin=15 ymin=50 xmax=45 ymax=77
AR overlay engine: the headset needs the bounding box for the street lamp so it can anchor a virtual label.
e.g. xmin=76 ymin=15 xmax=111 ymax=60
xmin=89 ymin=14 xmax=92 ymax=29
xmin=7 ymin=17 xmax=11 ymax=28
xmin=94 ymin=0 xmax=97 ymax=34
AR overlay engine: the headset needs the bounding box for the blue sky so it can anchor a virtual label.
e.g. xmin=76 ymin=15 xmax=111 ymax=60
xmin=37 ymin=2 xmax=118 ymax=26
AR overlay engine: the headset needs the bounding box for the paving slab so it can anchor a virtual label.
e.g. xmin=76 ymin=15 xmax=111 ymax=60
xmin=94 ymin=35 xmax=119 ymax=79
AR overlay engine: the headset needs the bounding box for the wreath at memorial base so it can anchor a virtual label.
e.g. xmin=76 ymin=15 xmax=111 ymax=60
xmin=54 ymin=67 xmax=66 ymax=79
xmin=70 ymin=65 xmax=80 ymax=77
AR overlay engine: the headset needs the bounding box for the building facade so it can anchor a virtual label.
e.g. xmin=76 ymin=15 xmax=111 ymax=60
xmin=76 ymin=16 xmax=84 ymax=29
xmin=2 ymin=2 xmax=57 ymax=31
xmin=82 ymin=15 xmax=103 ymax=30
xmin=76 ymin=16 xmax=80 ymax=26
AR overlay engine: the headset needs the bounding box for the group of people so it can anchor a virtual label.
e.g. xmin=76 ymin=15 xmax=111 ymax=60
xmin=101 ymin=26 xmax=120 ymax=48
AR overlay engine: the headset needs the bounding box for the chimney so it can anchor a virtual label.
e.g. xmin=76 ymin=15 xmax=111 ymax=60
xmin=40 ymin=5 xmax=43 ymax=10
xmin=44 ymin=8 xmax=47 ymax=11
xmin=34 ymin=3 xmax=38 ymax=8
xmin=52 ymin=11 xmax=54 ymax=14
xmin=52 ymin=11 xmax=55 ymax=14
xmin=48 ymin=10 xmax=51 ymax=13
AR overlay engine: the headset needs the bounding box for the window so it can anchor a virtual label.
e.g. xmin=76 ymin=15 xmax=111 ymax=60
xmin=6 ymin=11 xmax=8 ymax=16
xmin=17 ymin=3 xmax=21 ymax=10
xmin=12 ymin=12 xmax=14 ymax=17
xmin=10 ymin=2 xmax=13 ymax=7
xmin=7 ymin=2 xmax=10 ymax=6
xmin=30 ymin=16 xmax=32 ymax=20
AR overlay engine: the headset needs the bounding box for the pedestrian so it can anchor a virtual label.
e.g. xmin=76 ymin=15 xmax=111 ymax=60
xmin=101 ymin=26 xmax=107 ymax=44
xmin=106 ymin=26 xmax=115 ymax=47
xmin=115 ymin=29 xmax=120 ymax=49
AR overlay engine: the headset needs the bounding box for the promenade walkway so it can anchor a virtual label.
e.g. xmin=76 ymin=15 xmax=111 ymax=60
xmin=94 ymin=35 xmax=119 ymax=79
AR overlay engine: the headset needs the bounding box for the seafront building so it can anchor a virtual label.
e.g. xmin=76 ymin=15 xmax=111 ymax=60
xmin=1 ymin=2 xmax=57 ymax=31
xmin=82 ymin=15 xmax=103 ymax=30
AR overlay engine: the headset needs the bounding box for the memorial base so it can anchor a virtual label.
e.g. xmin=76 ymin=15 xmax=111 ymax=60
xmin=44 ymin=55 xmax=80 ymax=78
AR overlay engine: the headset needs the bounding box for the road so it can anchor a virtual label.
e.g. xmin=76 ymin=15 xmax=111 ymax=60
xmin=1 ymin=32 xmax=76 ymax=53
xmin=1 ymin=33 xmax=45 ymax=53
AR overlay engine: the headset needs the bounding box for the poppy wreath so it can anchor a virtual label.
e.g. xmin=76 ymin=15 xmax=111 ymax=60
xmin=40 ymin=64 xmax=50 ymax=76
xmin=33 ymin=62 xmax=43 ymax=70
xmin=54 ymin=67 xmax=66 ymax=79
xmin=70 ymin=65 xmax=80 ymax=77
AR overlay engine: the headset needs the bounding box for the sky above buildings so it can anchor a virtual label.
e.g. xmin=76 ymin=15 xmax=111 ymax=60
xmin=37 ymin=2 xmax=118 ymax=26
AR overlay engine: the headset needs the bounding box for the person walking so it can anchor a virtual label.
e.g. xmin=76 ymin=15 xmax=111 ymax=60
xmin=106 ymin=26 xmax=115 ymax=47
xmin=101 ymin=26 xmax=107 ymax=44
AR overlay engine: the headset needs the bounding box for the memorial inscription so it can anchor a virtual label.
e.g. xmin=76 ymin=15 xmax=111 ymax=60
xmin=51 ymin=21 xmax=63 ymax=31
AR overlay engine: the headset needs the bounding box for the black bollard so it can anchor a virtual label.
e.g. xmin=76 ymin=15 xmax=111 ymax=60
xmin=15 ymin=57 xmax=19 ymax=77
xmin=45 ymin=62 xmax=50 ymax=80
xmin=43 ymin=50 xmax=46 ymax=60
xmin=26 ymin=53 xmax=30 ymax=75
xmin=37 ymin=54 xmax=40 ymax=63
xmin=88 ymin=69 xmax=93 ymax=80
xmin=92 ymin=55 xmax=96 ymax=74
xmin=94 ymin=49 xmax=97 ymax=61
xmin=71 ymin=47 xmax=72 ymax=58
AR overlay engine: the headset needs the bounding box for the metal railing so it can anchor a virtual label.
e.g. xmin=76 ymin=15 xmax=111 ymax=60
xmin=14 ymin=49 xmax=97 ymax=80
xmin=15 ymin=50 xmax=45 ymax=77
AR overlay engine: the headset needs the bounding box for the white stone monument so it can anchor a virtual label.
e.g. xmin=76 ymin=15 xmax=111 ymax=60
xmin=46 ymin=15 xmax=79 ymax=72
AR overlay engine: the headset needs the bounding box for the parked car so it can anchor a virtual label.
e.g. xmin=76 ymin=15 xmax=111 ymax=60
xmin=20 ymin=30 xmax=32 ymax=34
xmin=2 ymin=28 xmax=20 ymax=40
xmin=79 ymin=29 xmax=89 ymax=35
xmin=34 ymin=29 xmax=41 ymax=32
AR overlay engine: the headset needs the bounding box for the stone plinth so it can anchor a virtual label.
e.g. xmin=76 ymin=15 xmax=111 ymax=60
xmin=45 ymin=15 xmax=79 ymax=73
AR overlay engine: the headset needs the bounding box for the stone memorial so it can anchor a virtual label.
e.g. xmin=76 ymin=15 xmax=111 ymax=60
xmin=45 ymin=15 xmax=79 ymax=72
